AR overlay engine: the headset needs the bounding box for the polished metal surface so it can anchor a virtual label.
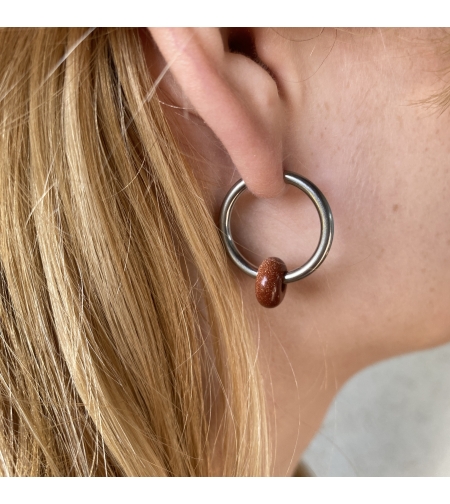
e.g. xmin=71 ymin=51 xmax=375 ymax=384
xmin=219 ymin=171 xmax=334 ymax=284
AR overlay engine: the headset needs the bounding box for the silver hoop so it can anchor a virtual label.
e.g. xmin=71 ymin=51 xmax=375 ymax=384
xmin=219 ymin=171 xmax=334 ymax=284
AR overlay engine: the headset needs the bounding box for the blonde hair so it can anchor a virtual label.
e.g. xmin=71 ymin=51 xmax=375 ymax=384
xmin=0 ymin=28 xmax=269 ymax=476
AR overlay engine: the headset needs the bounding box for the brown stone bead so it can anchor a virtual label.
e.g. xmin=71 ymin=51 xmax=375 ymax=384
xmin=255 ymin=257 xmax=287 ymax=308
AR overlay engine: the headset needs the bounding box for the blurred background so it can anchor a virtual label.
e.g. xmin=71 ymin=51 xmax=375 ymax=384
xmin=301 ymin=342 xmax=450 ymax=476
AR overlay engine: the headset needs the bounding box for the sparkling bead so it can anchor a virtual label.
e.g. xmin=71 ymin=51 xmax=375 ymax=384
xmin=255 ymin=257 xmax=287 ymax=308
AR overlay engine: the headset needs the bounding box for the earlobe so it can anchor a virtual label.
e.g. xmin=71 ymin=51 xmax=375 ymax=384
xmin=147 ymin=27 xmax=286 ymax=198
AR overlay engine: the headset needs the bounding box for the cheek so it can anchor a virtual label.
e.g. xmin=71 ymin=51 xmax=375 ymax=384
xmin=282 ymin=64 xmax=450 ymax=361
xmin=324 ymin=118 xmax=450 ymax=357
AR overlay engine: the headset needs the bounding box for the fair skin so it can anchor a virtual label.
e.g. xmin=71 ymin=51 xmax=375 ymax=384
xmin=144 ymin=28 xmax=450 ymax=476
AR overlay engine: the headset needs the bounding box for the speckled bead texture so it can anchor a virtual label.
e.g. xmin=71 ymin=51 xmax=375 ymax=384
xmin=255 ymin=257 xmax=287 ymax=308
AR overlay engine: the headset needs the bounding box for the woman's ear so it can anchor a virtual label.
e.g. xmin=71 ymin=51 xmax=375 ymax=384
xmin=147 ymin=28 xmax=286 ymax=198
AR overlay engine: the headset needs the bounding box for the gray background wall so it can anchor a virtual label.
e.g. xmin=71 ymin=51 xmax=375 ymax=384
xmin=302 ymin=342 xmax=450 ymax=476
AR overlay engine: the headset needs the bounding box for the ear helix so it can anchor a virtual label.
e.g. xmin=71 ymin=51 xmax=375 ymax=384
xmin=219 ymin=171 xmax=334 ymax=308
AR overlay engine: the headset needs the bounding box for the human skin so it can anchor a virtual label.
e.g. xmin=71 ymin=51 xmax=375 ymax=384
xmin=144 ymin=28 xmax=450 ymax=476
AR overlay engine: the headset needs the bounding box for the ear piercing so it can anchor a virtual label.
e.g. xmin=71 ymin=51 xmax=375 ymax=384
xmin=219 ymin=171 xmax=334 ymax=308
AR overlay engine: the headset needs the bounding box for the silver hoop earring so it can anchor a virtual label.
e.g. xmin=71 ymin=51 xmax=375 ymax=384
xmin=219 ymin=171 xmax=334 ymax=308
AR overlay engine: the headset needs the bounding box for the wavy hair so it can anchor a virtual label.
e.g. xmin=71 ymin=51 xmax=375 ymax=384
xmin=0 ymin=28 xmax=269 ymax=476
